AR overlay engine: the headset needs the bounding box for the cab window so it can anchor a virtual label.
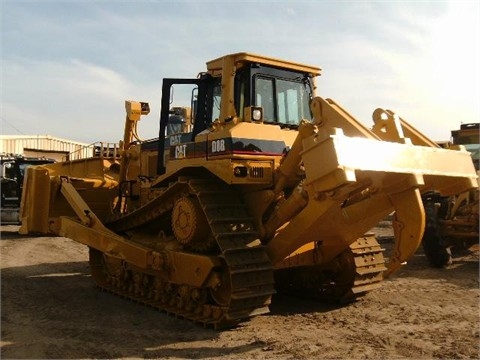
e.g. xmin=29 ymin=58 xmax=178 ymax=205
xmin=277 ymin=79 xmax=311 ymax=125
xmin=254 ymin=75 xmax=312 ymax=126
xmin=255 ymin=77 xmax=275 ymax=121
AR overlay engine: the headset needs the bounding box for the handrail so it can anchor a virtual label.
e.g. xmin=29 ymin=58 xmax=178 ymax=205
xmin=62 ymin=142 xmax=121 ymax=161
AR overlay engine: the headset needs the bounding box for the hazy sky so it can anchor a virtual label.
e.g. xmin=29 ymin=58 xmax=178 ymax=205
xmin=1 ymin=0 xmax=479 ymax=143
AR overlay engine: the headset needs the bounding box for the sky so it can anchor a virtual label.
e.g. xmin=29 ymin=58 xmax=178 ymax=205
xmin=1 ymin=0 xmax=479 ymax=144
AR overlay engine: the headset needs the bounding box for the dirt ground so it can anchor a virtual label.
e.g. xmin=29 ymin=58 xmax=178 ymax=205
xmin=1 ymin=224 xmax=479 ymax=360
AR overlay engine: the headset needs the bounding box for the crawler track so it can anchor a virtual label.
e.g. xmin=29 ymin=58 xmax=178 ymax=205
xmin=90 ymin=177 xmax=275 ymax=328
xmin=274 ymin=235 xmax=387 ymax=302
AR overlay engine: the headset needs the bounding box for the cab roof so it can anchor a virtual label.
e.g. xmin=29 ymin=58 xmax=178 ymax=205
xmin=206 ymin=52 xmax=322 ymax=77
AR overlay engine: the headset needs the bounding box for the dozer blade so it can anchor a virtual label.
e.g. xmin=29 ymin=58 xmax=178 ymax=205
xmin=266 ymin=127 xmax=477 ymax=277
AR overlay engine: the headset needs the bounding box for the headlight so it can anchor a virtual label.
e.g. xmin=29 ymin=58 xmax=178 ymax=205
xmin=233 ymin=166 xmax=248 ymax=177
xmin=251 ymin=107 xmax=263 ymax=122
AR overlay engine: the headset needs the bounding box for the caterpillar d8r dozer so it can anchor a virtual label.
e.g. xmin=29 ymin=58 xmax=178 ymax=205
xmin=19 ymin=53 xmax=478 ymax=328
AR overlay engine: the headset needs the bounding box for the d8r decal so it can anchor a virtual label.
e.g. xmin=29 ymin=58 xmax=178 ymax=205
xmin=211 ymin=139 xmax=226 ymax=153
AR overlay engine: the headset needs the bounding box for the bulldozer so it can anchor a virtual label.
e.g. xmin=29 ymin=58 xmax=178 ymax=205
xmin=19 ymin=53 xmax=477 ymax=328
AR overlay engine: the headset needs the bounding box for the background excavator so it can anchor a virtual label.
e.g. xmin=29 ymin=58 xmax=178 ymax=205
xmin=19 ymin=53 xmax=478 ymax=328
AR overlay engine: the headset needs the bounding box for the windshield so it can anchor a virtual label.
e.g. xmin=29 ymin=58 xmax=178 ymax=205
xmin=255 ymin=75 xmax=312 ymax=126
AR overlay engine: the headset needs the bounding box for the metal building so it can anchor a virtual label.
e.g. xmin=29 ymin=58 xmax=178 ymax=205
xmin=0 ymin=135 xmax=89 ymax=161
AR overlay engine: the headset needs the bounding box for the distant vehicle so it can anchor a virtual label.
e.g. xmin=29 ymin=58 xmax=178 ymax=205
xmin=1 ymin=154 xmax=55 ymax=224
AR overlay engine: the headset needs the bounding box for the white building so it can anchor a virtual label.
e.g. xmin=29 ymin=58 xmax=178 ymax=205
xmin=0 ymin=135 xmax=95 ymax=161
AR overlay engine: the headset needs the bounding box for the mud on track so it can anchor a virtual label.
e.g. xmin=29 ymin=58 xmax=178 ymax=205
xmin=1 ymin=226 xmax=479 ymax=359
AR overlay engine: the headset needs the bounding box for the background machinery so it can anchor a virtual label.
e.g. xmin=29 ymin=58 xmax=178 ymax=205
xmin=421 ymin=123 xmax=479 ymax=267
xmin=19 ymin=53 xmax=477 ymax=328
xmin=1 ymin=154 xmax=55 ymax=224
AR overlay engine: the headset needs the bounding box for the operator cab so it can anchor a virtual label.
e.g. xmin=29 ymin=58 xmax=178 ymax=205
xmin=156 ymin=53 xmax=321 ymax=174
xmin=236 ymin=63 xmax=315 ymax=127
xmin=161 ymin=53 xmax=320 ymax=137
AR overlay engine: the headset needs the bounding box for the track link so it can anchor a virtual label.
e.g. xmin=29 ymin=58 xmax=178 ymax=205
xmin=347 ymin=235 xmax=387 ymax=297
xmin=90 ymin=177 xmax=275 ymax=328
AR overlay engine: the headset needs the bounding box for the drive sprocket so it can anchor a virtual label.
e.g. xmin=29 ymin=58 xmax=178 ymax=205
xmin=171 ymin=196 xmax=216 ymax=252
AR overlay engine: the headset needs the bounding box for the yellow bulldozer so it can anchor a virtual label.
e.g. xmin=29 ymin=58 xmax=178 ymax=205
xmin=19 ymin=53 xmax=477 ymax=328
